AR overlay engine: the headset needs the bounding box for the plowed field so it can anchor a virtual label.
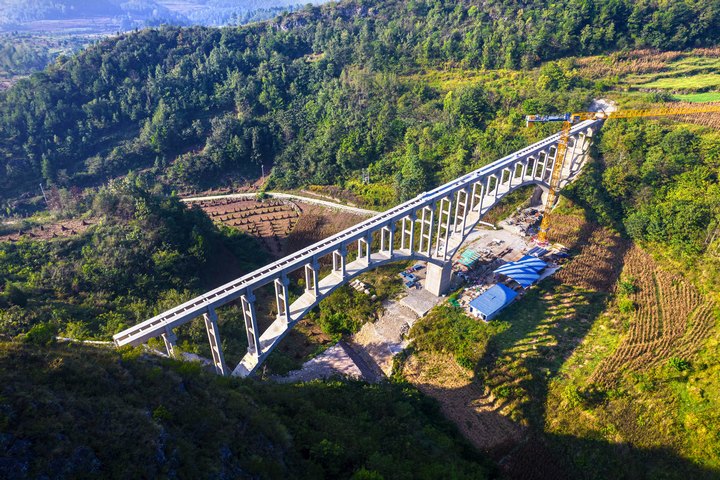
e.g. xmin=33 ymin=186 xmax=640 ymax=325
xmin=591 ymin=246 xmax=718 ymax=384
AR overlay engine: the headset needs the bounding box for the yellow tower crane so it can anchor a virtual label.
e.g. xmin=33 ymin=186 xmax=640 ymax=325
xmin=526 ymin=103 xmax=720 ymax=244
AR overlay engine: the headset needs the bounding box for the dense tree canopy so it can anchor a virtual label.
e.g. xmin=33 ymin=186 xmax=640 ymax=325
xmin=0 ymin=0 xmax=717 ymax=211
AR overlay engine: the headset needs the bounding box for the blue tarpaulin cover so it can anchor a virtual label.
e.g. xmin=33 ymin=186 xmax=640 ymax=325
xmin=468 ymin=284 xmax=518 ymax=319
xmin=493 ymin=255 xmax=547 ymax=288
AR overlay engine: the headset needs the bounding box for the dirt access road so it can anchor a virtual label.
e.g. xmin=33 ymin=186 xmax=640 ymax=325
xmin=181 ymin=192 xmax=378 ymax=217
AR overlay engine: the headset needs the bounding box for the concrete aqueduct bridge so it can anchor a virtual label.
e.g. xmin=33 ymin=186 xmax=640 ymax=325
xmin=113 ymin=119 xmax=603 ymax=377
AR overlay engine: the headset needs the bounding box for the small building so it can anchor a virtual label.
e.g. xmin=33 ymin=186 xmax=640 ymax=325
xmin=493 ymin=255 xmax=547 ymax=289
xmin=468 ymin=284 xmax=518 ymax=321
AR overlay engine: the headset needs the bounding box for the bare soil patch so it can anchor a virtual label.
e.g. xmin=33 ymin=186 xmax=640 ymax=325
xmin=197 ymin=198 xmax=300 ymax=257
xmin=0 ymin=218 xmax=95 ymax=242
xmin=547 ymin=214 xmax=631 ymax=292
xmin=403 ymin=352 xmax=525 ymax=455
xmin=284 ymin=204 xmax=365 ymax=254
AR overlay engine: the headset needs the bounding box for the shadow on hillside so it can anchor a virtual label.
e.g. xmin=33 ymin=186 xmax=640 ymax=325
xmin=476 ymin=277 xmax=612 ymax=430
xmin=500 ymin=431 xmax=720 ymax=480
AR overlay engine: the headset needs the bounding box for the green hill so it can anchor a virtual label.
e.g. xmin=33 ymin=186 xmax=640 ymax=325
xmin=0 ymin=341 xmax=493 ymax=479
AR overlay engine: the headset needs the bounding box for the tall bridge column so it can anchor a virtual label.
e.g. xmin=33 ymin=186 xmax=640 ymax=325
xmin=425 ymin=261 xmax=453 ymax=297
xmin=332 ymin=244 xmax=347 ymax=278
xmin=470 ymin=182 xmax=483 ymax=212
xmin=358 ymin=232 xmax=372 ymax=266
xmin=454 ymin=188 xmax=471 ymax=235
xmin=513 ymin=162 xmax=523 ymax=184
xmin=524 ymin=157 xmax=535 ymax=181
xmin=418 ymin=205 xmax=435 ymax=255
xmin=536 ymin=152 xmax=547 ymax=180
xmin=400 ymin=212 xmax=416 ymax=254
xmin=304 ymin=258 xmax=320 ymax=297
xmin=380 ymin=223 xmax=396 ymax=258
xmin=203 ymin=307 xmax=228 ymax=376
xmin=161 ymin=327 xmax=177 ymax=358
xmin=241 ymin=291 xmax=261 ymax=358
xmin=435 ymin=196 xmax=453 ymax=259
xmin=274 ymin=273 xmax=291 ymax=325
xmin=522 ymin=159 xmax=530 ymax=181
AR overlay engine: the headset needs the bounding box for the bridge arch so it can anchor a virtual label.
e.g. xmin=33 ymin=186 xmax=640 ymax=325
xmin=113 ymin=120 xmax=602 ymax=377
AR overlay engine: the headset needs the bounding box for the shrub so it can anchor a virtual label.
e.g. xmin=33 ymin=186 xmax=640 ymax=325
xmin=668 ymin=357 xmax=691 ymax=372
xmin=2 ymin=282 xmax=28 ymax=308
xmin=63 ymin=321 xmax=90 ymax=340
xmin=617 ymin=296 xmax=635 ymax=314
xmin=410 ymin=305 xmax=508 ymax=369
xmin=618 ymin=276 xmax=638 ymax=295
xmin=23 ymin=323 xmax=57 ymax=346
xmin=152 ymin=405 xmax=172 ymax=422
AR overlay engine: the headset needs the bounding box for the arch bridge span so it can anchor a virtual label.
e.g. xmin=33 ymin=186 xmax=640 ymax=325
xmin=113 ymin=119 xmax=602 ymax=377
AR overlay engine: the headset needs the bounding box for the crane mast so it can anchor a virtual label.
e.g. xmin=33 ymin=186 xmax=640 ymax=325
xmin=526 ymin=103 xmax=720 ymax=244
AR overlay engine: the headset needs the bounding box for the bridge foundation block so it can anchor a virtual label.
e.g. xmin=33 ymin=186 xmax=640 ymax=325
xmin=424 ymin=262 xmax=453 ymax=297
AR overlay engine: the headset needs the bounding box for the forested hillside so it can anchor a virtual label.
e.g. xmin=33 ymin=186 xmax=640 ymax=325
xmin=0 ymin=177 xmax=266 ymax=359
xmin=1 ymin=0 xmax=717 ymax=213
xmin=0 ymin=341 xmax=492 ymax=478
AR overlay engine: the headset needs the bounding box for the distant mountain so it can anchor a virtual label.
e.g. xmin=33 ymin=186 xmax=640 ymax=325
xmin=163 ymin=0 xmax=325 ymax=27
xmin=0 ymin=0 xmax=124 ymax=23
xmin=0 ymin=0 xmax=325 ymax=32
xmin=0 ymin=0 xmax=184 ymax=31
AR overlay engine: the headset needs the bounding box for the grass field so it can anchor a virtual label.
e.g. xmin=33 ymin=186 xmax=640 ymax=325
xmin=633 ymin=73 xmax=720 ymax=91
xmin=406 ymin=67 xmax=532 ymax=93
xmin=674 ymin=92 xmax=720 ymax=102
xmin=546 ymin=244 xmax=720 ymax=473
xmin=620 ymin=54 xmax=720 ymax=91
xmin=575 ymin=49 xmax=720 ymax=98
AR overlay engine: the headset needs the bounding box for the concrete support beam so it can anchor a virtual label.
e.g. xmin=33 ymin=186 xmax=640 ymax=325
xmin=418 ymin=205 xmax=434 ymax=256
xmin=525 ymin=157 xmax=534 ymax=180
xmin=304 ymin=260 xmax=319 ymax=297
xmin=203 ymin=307 xmax=228 ymax=376
xmin=470 ymin=182 xmax=483 ymax=212
xmin=358 ymin=233 xmax=372 ymax=266
xmin=455 ymin=189 xmax=470 ymax=235
xmin=535 ymin=152 xmax=546 ymax=179
xmin=546 ymin=146 xmax=559 ymax=183
xmin=435 ymin=197 xmax=453 ymax=259
xmin=514 ymin=162 xmax=523 ymax=182
xmin=401 ymin=213 xmax=416 ymax=253
xmin=380 ymin=223 xmax=396 ymax=258
xmin=332 ymin=245 xmax=347 ymax=278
